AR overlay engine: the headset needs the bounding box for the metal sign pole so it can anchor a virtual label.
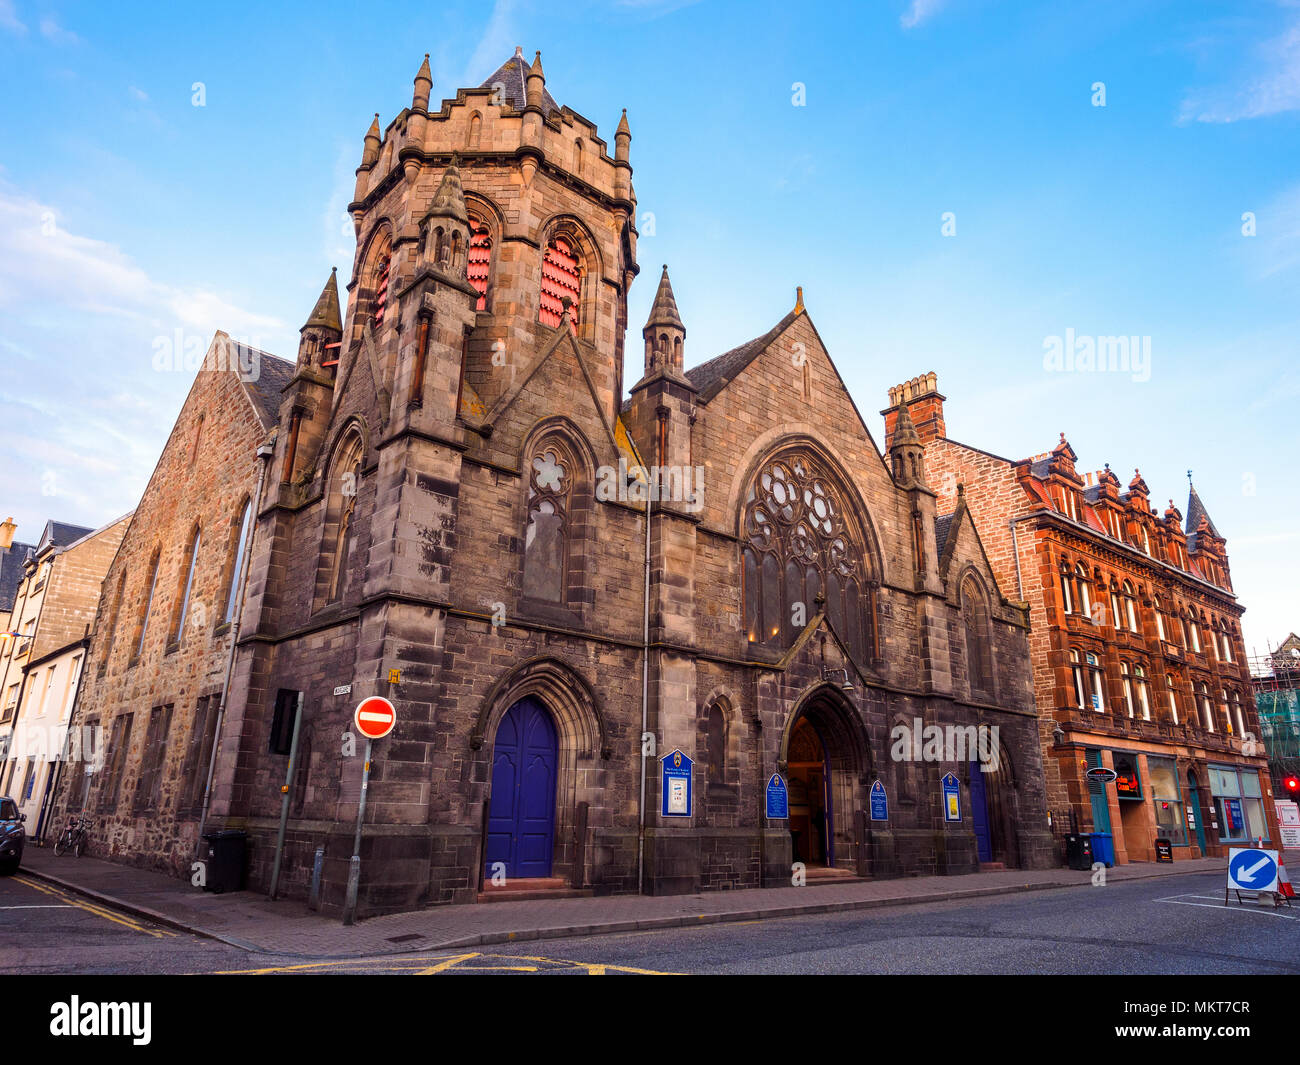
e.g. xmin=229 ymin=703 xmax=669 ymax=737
xmin=342 ymin=737 xmax=373 ymax=926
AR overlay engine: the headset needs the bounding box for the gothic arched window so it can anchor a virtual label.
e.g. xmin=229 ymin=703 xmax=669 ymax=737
xmin=522 ymin=441 xmax=571 ymax=603
xmin=961 ymin=575 xmax=993 ymax=698
xmin=171 ymin=525 xmax=202 ymax=643
xmin=741 ymin=450 xmax=877 ymax=666
xmin=705 ymin=702 xmax=727 ymax=787
xmin=539 ymin=235 xmax=582 ymax=334
xmin=467 ymin=219 xmax=493 ymax=311
xmin=323 ymin=432 xmax=364 ymax=605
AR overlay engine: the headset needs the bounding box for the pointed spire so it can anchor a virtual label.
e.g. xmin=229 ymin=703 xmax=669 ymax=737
xmin=361 ymin=112 xmax=381 ymax=167
xmin=643 ymin=265 xmax=684 ymax=332
xmin=413 ymin=53 xmax=432 ymax=111
xmin=1186 ymin=482 xmax=1219 ymax=539
xmin=891 ymin=401 xmax=921 ymax=448
xmin=302 ymin=268 xmax=342 ymax=333
xmin=424 ymin=157 xmax=468 ymax=225
xmin=616 ymin=108 xmax=630 ymax=137
xmin=529 ymin=49 xmax=544 ymax=79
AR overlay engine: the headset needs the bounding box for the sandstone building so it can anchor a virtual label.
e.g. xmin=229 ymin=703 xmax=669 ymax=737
xmin=905 ymin=374 xmax=1279 ymax=862
xmin=55 ymin=52 xmax=1055 ymax=915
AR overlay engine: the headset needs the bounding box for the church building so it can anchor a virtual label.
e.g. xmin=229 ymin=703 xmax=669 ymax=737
xmin=55 ymin=51 xmax=1055 ymax=915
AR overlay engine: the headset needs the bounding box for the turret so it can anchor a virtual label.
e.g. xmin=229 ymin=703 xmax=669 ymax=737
xmin=642 ymin=265 xmax=685 ymax=376
xmin=888 ymin=401 xmax=926 ymax=489
xmin=405 ymin=55 xmax=432 ymax=181
xmin=526 ymin=50 xmax=545 ymax=109
xmin=420 ymin=157 xmax=471 ymax=277
xmin=298 ymin=268 xmax=343 ymax=378
xmin=352 ymin=113 xmax=382 ymax=227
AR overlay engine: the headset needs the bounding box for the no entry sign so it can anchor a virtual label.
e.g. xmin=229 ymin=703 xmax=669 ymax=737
xmin=353 ymin=696 xmax=396 ymax=740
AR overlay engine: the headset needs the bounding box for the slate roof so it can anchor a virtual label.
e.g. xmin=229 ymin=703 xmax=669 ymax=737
xmin=934 ymin=513 xmax=955 ymax=558
xmin=480 ymin=52 xmax=560 ymax=115
xmin=41 ymin=522 xmax=93 ymax=550
xmin=0 ymin=540 xmax=35 ymax=615
xmin=1185 ymin=484 xmax=1219 ymax=552
xmin=239 ymin=349 xmax=295 ymax=429
xmin=685 ymin=310 xmax=800 ymax=402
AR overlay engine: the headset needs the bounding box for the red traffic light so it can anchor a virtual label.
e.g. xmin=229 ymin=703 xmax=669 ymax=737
xmin=1285 ymin=776 xmax=1300 ymax=793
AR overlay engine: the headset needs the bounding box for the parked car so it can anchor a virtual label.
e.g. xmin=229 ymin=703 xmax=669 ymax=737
xmin=0 ymin=797 xmax=25 ymax=874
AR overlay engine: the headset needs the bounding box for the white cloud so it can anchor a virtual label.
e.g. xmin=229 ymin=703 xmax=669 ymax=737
xmin=128 ymin=85 xmax=149 ymax=102
xmin=0 ymin=0 xmax=24 ymax=34
xmin=1181 ymin=21 xmax=1300 ymax=123
xmin=901 ymin=0 xmax=945 ymax=29
xmin=465 ymin=0 xmax=517 ymax=87
xmin=38 ymin=15 xmax=78 ymax=45
xmin=0 ymin=183 xmax=285 ymax=340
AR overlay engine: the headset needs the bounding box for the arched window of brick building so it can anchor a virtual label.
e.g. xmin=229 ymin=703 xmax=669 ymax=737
xmin=222 ymin=498 xmax=253 ymax=626
xmin=1153 ymin=594 xmax=1168 ymax=642
xmin=960 ymin=575 xmax=993 ymax=698
xmin=1233 ymin=691 xmax=1246 ymax=737
xmin=1121 ymin=661 xmax=1135 ymax=717
xmin=357 ymin=231 xmax=392 ymax=337
xmin=1166 ymin=672 xmax=1180 ymax=725
xmin=1197 ymin=681 xmax=1214 ymax=732
xmin=1069 ymin=649 xmax=1086 ymax=709
xmin=521 ymin=438 xmax=573 ymax=603
xmin=539 ymin=235 xmax=582 ymax=334
xmin=1133 ymin=663 xmax=1152 ymax=720
xmin=1073 ymin=563 xmax=1092 ymax=619
xmin=467 ymin=219 xmax=493 ymax=312
xmin=741 ymin=450 xmax=878 ymax=667
xmin=1059 ymin=564 xmax=1074 ymax=615
xmin=1122 ymin=580 xmax=1138 ymax=631
xmin=134 ymin=550 xmax=161 ymax=660
xmin=171 ymin=525 xmax=202 ymax=643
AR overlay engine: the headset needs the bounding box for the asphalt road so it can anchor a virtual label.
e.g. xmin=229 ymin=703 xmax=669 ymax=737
xmin=2 ymin=868 xmax=1297 ymax=975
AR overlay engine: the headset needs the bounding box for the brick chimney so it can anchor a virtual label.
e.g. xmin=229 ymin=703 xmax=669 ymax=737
xmin=882 ymin=372 xmax=945 ymax=449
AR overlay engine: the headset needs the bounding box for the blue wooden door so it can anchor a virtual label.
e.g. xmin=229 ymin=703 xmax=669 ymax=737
xmin=970 ymin=761 xmax=992 ymax=862
xmin=486 ymin=698 xmax=558 ymax=879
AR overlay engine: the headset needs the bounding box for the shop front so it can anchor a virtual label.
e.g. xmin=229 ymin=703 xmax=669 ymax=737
xmin=1208 ymin=763 xmax=1271 ymax=847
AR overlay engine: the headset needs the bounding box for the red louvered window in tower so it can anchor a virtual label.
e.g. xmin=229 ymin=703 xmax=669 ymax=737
xmin=372 ymin=254 xmax=391 ymax=328
xmin=467 ymin=222 xmax=492 ymax=311
xmin=539 ymin=237 xmax=580 ymax=334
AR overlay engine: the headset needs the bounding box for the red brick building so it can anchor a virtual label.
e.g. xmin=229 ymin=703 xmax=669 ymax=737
xmin=896 ymin=374 xmax=1279 ymax=863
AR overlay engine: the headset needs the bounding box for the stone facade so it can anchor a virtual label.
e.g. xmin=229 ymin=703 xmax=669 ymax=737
xmin=910 ymin=373 xmax=1280 ymax=862
xmin=54 ymin=52 xmax=1056 ymax=916
xmin=48 ymin=336 xmax=288 ymax=873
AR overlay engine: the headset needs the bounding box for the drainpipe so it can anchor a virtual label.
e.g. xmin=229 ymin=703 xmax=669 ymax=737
xmin=636 ymin=467 xmax=654 ymax=895
xmin=196 ymin=440 xmax=274 ymax=849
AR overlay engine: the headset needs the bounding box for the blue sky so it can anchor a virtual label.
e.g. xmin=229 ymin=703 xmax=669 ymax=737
xmin=1 ymin=0 xmax=1297 ymax=654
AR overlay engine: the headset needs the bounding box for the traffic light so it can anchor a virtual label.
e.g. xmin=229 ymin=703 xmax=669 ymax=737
xmin=1284 ymin=775 xmax=1300 ymax=797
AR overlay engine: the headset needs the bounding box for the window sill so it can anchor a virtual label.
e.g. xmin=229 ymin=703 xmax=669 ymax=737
xmin=213 ymin=622 xmax=232 ymax=638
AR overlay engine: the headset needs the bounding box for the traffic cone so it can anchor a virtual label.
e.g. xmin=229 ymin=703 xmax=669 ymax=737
xmin=1278 ymin=860 xmax=1295 ymax=900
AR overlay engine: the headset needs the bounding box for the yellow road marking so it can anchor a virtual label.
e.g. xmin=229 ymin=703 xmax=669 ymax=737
xmin=212 ymin=950 xmax=677 ymax=976
xmin=13 ymin=876 xmax=175 ymax=938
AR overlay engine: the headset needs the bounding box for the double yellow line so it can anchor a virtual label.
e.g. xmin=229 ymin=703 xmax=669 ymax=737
xmin=13 ymin=876 xmax=176 ymax=938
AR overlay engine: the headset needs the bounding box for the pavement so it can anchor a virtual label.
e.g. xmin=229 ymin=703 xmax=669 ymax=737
xmin=17 ymin=843 xmax=1291 ymax=960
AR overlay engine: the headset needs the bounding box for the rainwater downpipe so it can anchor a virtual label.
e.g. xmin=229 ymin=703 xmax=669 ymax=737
xmin=637 ymin=451 xmax=656 ymax=895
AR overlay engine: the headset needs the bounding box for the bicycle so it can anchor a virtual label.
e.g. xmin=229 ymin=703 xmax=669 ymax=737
xmin=52 ymin=814 xmax=90 ymax=857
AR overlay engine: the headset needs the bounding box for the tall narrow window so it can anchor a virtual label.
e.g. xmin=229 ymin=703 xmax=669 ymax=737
xmin=326 ymin=437 xmax=364 ymax=604
xmin=100 ymin=568 xmax=128 ymax=672
xmin=706 ymin=703 xmax=727 ymax=787
xmin=172 ymin=527 xmax=201 ymax=643
xmin=1060 ymin=568 xmax=1074 ymax=615
xmin=371 ymin=252 xmax=391 ymax=328
xmin=135 ymin=553 xmax=161 ymax=659
xmin=1122 ymin=580 xmax=1138 ymax=631
xmin=1086 ymin=651 xmax=1105 ymax=711
xmin=1070 ymin=649 xmax=1086 ymax=709
xmin=223 ymin=500 xmax=252 ymax=625
xmin=1109 ymin=583 xmax=1122 ymax=631
xmin=1121 ymin=661 xmax=1135 ymax=717
xmin=522 ymin=443 xmax=571 ymax=603
xmin=1134 ymin=664 xmax=1152 ymax=721
xmin=133 ymin=704 xmax=173 ymax=813
xmin=1233 ymin=692 xmax=1246 ymax=737
xmin=1166 ymin=673 xmax=1180 ymax=725
xmin=467 ymin=221 xmax=493 ymax=311
xmin=97 ymin=713 xmax=134 ymax=812
xmin=1154 ymin=595 xmax=1167 ymax=642
xmin=1075 ymin=564 xmax=1092 ymax=619
xmin=961 ymin=576 xmax=993 ymax=698
xmin=539 ymin=236 xmax=581 ymax=333
xmin=1198 ymin=682 xmax=1214 ymax=732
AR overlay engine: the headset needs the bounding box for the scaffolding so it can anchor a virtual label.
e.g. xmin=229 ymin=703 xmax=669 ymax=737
xmin=1250 ymin=643 xmax=1300 ymax=792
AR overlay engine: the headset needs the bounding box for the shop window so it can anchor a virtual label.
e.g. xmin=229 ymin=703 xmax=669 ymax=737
xmin=1210 ymin=765 xmax=1268 ymax=843
xmin=1148 ymin=757 xmax=1187 ymax=846
xmin=1113 ymin=751 xmax=1142 ymax=799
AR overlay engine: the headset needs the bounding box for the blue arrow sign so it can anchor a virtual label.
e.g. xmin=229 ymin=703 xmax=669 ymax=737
xmin=1228 ymin=848 xmax=1278 ymax=892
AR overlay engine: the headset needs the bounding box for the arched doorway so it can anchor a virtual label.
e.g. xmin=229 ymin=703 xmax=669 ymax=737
xmin=787 ymin=718 xmax=831 ymax=866
xmin=485 ymin=697 xmax=558 ymax=879
xmin=781 ymin=685 xmax=869 ymax=872
xmin=970 ymin=760 xmax=1008 ymax=865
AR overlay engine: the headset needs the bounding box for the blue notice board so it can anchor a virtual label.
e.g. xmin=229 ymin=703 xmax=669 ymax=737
xmin=661 ymin=750 xmax=693 ymax=817
xmin=766 ymin=774 xmax=788 ymax=819
xmin=870 ymin=780 xmax=889 ymax=821
xmin=942 ymin=772 xmax=962 ymax=822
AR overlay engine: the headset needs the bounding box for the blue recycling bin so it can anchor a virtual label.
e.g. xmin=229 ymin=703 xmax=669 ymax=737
xmin=1087 ymin=831 xmax=1114 ymax=867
